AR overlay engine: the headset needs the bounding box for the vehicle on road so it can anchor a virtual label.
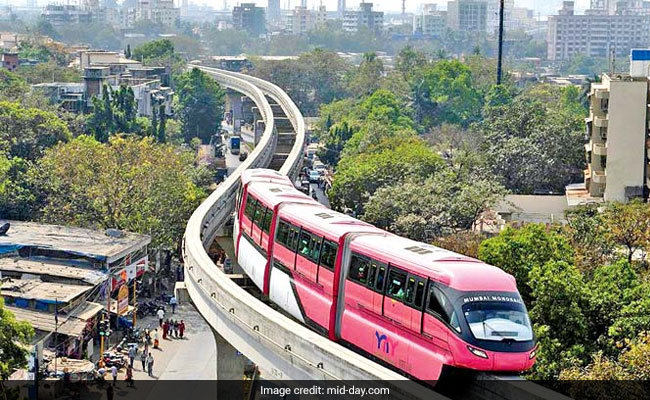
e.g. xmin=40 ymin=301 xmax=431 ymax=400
xmin=308 ymin=170 xmax=321 ymax=183
xmin=239 ymin=151 xmax=248 ymax=161
xmin=315 ymin=164 xmax=327 ymax=175
xmin=233 ymin=169 xmax=537 ymax=383
xmin=229 ymin=136 xmax=241 ymax=155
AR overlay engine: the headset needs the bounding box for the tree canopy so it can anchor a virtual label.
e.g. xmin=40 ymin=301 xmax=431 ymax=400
xmin=175 ymin=68 xmax=226 ymax=144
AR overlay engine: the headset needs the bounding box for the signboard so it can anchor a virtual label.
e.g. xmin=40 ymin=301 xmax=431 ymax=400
xmin=111 ymin=255 xmax=149 ymax=289
xmin=117 ymin=285 xmax=129 ymax=315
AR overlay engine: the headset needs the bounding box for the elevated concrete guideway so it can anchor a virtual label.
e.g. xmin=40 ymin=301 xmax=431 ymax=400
xmin=182 ymin=65 xmax=568 ymax=400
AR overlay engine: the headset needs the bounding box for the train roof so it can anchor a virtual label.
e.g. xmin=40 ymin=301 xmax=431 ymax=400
xmin=279 ymin=203 xmax=385 ymax=241
xmin=241 ymin=169 xmax=293 ymax=186
xmin=350 ymin=235 xmax=517 ymax=293
xmin=248 ymin=181 xmax=320 ymax=209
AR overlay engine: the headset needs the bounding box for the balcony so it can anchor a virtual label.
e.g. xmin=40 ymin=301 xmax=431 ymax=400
xmin=594 ymin=115 xmax=608 ymax=128
xmin=593 ymin=142 xmax=607 ymax=156
xmin=594 ymin=88 xmax=609 ymax=99
xmin=592 ymin=171 xmax=606 ymax=184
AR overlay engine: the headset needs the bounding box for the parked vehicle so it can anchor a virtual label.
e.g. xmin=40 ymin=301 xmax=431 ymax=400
xmin=308 ymin=170 xmax=321 ymax=183
xmin=239 ymin=151 xmax=248 ymax=161
xmin=230 ymin=136 xmax=241 ymax=155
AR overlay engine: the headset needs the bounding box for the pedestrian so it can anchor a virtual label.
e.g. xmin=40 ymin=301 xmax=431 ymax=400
xmin=125 ymin=365 xmax=134 ymax=387
xmin=173 ymin=320 xmax=179 ymax=338
xmin=111 ymin=365 xmax=117 ymax=386
xmin=147 ymin=353 xmax=154 ymax=377
xmin=179 ymin=320 xmax=185 ymax=339
xmin=157 ymin=308 xmax=164 ymax=327
xmin=128 ymin=345 xmax=136 ymax=369
xmin=144 ymin=337 xmax=149 ymax=354
xmin=140 ymin=350 xmax=147 ymax=370
xmin=169 ymin=295 xmax=178 ymax=314
xmin=153 ymin=328 xmax=160 ymax=348
xmin=162 ymin=320 xmax=168 ymax=339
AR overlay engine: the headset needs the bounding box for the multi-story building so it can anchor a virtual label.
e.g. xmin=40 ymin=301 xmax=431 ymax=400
xmin=447 ymin=0 xmax=487 ymax=32
xmin=548 ymin=1 xmax=650 ymax=61
xmin=343 ymin=2 xmax=383 ymax=33
xmin=316 ymin=4 xmax=328 ymax=27
xmin=413 ymin=4 xmax=446 ymax=37
xmin=267 ymin=0 xmax=281 ymax=22
xmin=338 ymin=0 xmax=346 ymax=17
xmin=486 ymin=0 xmax=513 ymax=34
xmin=41 ymin=4 xmax=93 ymax=27
xmin=287 ymin=6 xmax=315 ymax=35
xmin=136 ymin=0 xmax=180 ymax=27
xmin=233 ymin=3 xmax=266 ymax=35
xmin=569 ymin=50 xmax=650 ymax=204
xmin=1 ymin=52 xmax=18 ymax=72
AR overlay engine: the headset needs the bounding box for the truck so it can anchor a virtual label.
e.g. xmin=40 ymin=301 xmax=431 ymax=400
xmin=229 ymin=136 xmax=241 ymax=155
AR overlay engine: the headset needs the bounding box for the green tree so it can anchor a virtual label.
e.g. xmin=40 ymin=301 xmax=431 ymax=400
xmin=0 ymin=154 xmax=36 ymax=220
xmin=346 ymin=52 xmax=384 ymax=97
xmin=33 ymin=135 xmax=207 ymax=250
xmin=16 ymin=62 xmax=81 ymax=84
xmin=602 ymin=201 xmax=650 ymax=263
xmin=132 ymin=39 xmax=175 ymax=61
xmin=478 ymin=224 xmax=574 ymax=302
xmin=176 ymin=68 xmax=226 ymax=144
xmin=0 ymin=69 xmax=28 ymax=100
xmin=0 ymin=101 xmax=71 ymax=160
xmin=158 ymin=104 xmax=167 ymax=143
xmin=0 ymin=298 xmax=33 ymax=378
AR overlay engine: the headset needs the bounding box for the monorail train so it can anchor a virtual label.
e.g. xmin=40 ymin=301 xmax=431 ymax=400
xmin=233 ymin=169 xmax=536 ymax=381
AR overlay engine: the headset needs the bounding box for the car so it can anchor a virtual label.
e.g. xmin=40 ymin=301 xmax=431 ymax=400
xmin=239 ymin=152 xmax=248 ymax=161
xmin=308 ymin=170 xmax=321 ymax=183
xmin=315 ymin=164 xmax=327 ymax=175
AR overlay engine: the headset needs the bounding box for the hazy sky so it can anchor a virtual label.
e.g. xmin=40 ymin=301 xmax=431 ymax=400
xmin=250 ymin=0 xmax=592 ymax=14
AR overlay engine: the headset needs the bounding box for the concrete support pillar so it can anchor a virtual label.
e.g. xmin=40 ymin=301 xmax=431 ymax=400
xmin=226 ymin=90 xmax=243 ymax=124
xmin=255 ymin=120 xmax=265 ymax=146
xmin=214 ymin=330 xmax=246 ymax=399
xmin=242 ymin=97 xmax=255 ymax=125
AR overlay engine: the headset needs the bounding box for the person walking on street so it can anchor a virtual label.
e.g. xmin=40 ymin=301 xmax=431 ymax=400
xmin=157 ymin=308 xmax=164 ymax=327
xmin=128 ymin=345 xmax=136 ymax=369
xmin=147 ymin=353 xmax=154 ymax=377
xmin=179 ymin=320 xmax=185 ymax=339
xmin=173 ymin=320 xmax=179 ymax=338
xmin=154 ymin=328 xmax=160 ymax=348
xmin=162 ymin=320 xmax=168 ymax=339
xmin=111 ymin=365 xmax=118 ymax=386
xmin=140 ymin=349 xmax=147 ymax=371
xmin=125 ymin=365 xmax=134 ymax=387
xmin=170 ymin=295 xmax=178 ymax=314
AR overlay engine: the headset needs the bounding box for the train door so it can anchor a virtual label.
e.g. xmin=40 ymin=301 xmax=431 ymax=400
xmin=368 ymin=261 xmax=387 ymax=315
xmin=295 ymin=229 xmax=320 ymax=282
xmin=251 ymin=203 xmax=265 ymax=246
xmin=383 ymin=266 xmax=411 ymax=327
xmin=242 ymin=196 xmax=256 ymax=237
xmin=404 ymin=275 xmax=426 ymax=332
xmin=422 ymin=282 xmax=456 ymax=350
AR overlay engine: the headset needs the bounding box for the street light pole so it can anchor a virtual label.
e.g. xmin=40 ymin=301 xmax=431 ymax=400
xmin=497 ymin=0 xmax=505 ymax=85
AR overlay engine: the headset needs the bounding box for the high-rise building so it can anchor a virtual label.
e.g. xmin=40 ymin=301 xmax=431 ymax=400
xmin=136 ymin=0 xmax=180 ymax=27
xmin=570 ymin=51 xmax=650 ymax=204
xmin=267 ymin=0 xmax=281 ymax=21
xmin=300 ymin=0 xmax=307 ymax=7
xmin=316 ymin=4 xmax=327 ymax=27
xmin=287 ymin=6 xmax=314 ymax=34
xmin=446 ymin=0 xmax=487 ymax=32
xmin=413 ymin=4 xmax=446 ymax=37
xmin=232 ymin=3 xmax=266 ymax=35
xmin=547 ymin=1 xmax=650 ymax=61
xmin=486 ymin=0 xmax=513 ymax=34
xmin=337 ymin=0 xmax=345 ymax=17
xmin=342 ymin=2 xmax=383 ymax=33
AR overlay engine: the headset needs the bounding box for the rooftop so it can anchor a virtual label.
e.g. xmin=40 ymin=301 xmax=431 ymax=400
xmin=0 ymin=258 xmax=107 ymax=285
xmin=6 ymin=301 xmax=103 ymax=336
xmin=1 ymin=279 xmax=92 ymax=303
xmin=0 ymin=220 xmax=151 ymax=263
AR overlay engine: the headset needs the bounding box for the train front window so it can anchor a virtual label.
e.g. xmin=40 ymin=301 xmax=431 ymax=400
xmin=463 ymin=301 xmax=533 ymax=342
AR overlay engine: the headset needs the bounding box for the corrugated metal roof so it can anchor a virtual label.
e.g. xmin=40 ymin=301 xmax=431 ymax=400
xmin=0 ymin=258 xmax=107 ymax=285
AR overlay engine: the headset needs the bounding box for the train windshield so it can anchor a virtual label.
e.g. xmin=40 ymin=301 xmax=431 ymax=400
xmin=462 ymin=301 xmax=533 ymax=342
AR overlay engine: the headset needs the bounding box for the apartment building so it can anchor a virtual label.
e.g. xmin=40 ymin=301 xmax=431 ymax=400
xmin=338 ymin=0 xmax=346 ymax=17
xmin=343 ymin=2 xmax=383 ymax=33
xmin=570 ymin=50 xmax=650 ymax=204
xmin=548 ymin=1 xmax=650 ymax=61
xmin=287 ymin=6 xmax=315 ymax=35
xmin=267 ymin=0 xmax=281 ymax=22
xmin=136 ymin=0 xmax=180 ymax=27
xmin=447 ymin=0 xmax=487 ymax=32
xmin=413 ymin=4 xmax=446 ymax=37
xmin=233 ymin=3 xmax=266 ymax=36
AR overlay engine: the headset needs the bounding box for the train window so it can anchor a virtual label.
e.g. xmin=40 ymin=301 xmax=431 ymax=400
xmin=287 ymin=225 xmax=301 ymax=252
xmin=368 ymin=264 xmax=377 ymax=287
xmin=253 ymin=204 xmax=265 ymax=226
xmin=261 ymin=208 xmax=273 ymax=233
xmin=375 ymin=264 xmax=386 ymax=293
xmin=320 ymin=240 xmax=338 ymax=270
xmin=386 ymin=267 xmax=407 ymax=301
xmin=414 ymin=280 xmax=426 ymax=309
xmin=276 ymin=220 xmax=290 ymax=246
xmin=244 ymin=196 xmax=257 ymax=220
xmin=298 ymin=231 xmax=312 ymax=258
xmin=348 ymin=254 xmax=369 ymax=285
xmin=309 ymin=236 xmax=323 ymax=263
xmin=236 ymin=184 xmax=243 ymax=212
xmin=427 ymin=284 xmax=461 ymax=333
xmin=405 ymin=277 xmax=416 ymax=304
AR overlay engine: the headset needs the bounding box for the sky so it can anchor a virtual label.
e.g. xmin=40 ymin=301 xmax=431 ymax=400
xmin=249 ymin=0 xmax=592 ymax=15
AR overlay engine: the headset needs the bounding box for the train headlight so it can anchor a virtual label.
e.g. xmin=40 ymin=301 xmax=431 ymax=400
xmin=529 ymin=346 xmax=538 ymax=360
xmin=467 ymin=345 xmax=488 ymax=359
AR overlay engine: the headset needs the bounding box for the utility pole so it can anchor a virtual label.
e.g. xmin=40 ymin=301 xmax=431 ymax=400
xmin=54 ymin=299 xmax=58 ymax=375
xmin=402 ymin=0 xmax=406 ymax=16
xmin=497 ymin=0 xmax=505 ymax=85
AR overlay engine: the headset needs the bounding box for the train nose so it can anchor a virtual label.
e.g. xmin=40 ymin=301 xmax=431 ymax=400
xmin=491 ymin=351 xmax=531 ymax=372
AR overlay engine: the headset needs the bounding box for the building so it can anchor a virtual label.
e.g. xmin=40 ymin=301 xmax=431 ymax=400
xmin=485 ymin=0 xmax=513 ymax=34
xmin=0 ymin=221 xmax=150 ymax=357
xmin=316 ymin=4 xmax=328 ymax=27
xmin=1 ymin=51 xmax=18 ymax=72
xmin=567 ymin=49 xmax=650 ymax=205
xmin=547 ymin=1 xmax=650 ymax=61
xmin=447 ymin=0 xmax=487 ymax=32
xmin=267 ymin=0 xmax=281 ymax=22
xmin=41 ymin=4 xmax=93 ymax=26
xmin=338 ymin=0 xmax=346 ymax=17
xmin=343 ymin=2 xmax=383 ymax=33
xmin=287 ymin=6 xmax=315 ymax=35
xmin=136 ymin=0 xmax=180 ymax=27
xmin=413 ymin=4 xmax=446 ymax=37
xmin=232 ymin=3 xmax=266 ymax=36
